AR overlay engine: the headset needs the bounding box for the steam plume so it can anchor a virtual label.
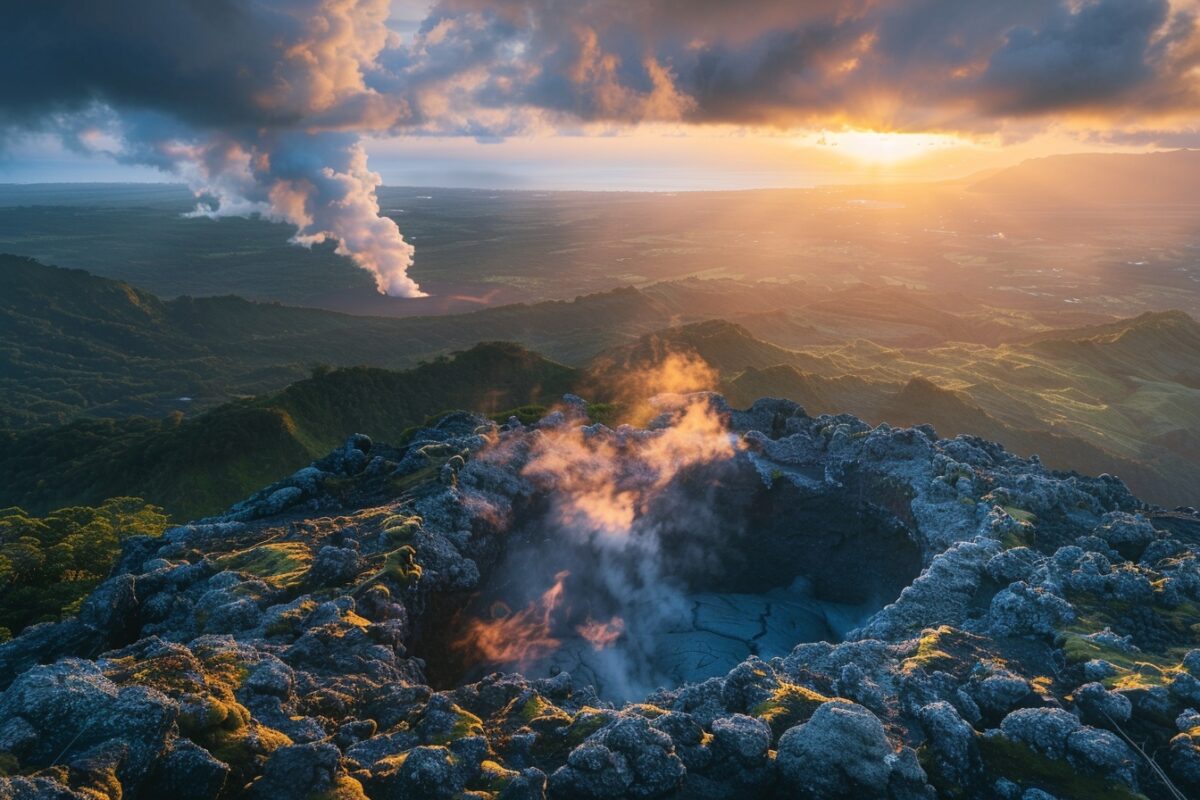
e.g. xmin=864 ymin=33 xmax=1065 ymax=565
xmin=453 ymin=570 xmax=568 ymax=666
xmin=460 ymin=357 xmax=745 ymax=699
xmin=184 ymin=132 xmax=423 ymax=297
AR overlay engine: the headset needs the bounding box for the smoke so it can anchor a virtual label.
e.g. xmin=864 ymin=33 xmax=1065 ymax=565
xmin=529 ymin=393 xmax=742 ymax=699
xmin=457 ymin=357 xmax=746 ymax=699
xmin=585 ymin=350 xmax=722 ymax=427
xmin=453 ymin=570 xmax=568 ymax=666
xmin=576 ymin=616 xmax=626 ymax=651
xmin=182 ymin=131 xmax=422 ymax=297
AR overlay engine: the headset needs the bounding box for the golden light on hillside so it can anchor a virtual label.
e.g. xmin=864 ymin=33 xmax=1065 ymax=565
xmin=802 ymin=129 xmax=965 ymax=165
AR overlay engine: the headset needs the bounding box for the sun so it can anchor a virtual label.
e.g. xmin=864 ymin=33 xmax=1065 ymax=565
xmin=802 ymin=129 xmax=965 ymax=165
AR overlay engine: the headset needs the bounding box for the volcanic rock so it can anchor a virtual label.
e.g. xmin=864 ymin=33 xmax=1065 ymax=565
xmin=0 ymin=394 xmax=1196 ymax=798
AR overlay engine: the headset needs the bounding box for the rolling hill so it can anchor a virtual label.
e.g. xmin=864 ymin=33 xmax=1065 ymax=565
xmin=6 ymin=256 xmax=1200 ymax=513
xmin=0 ymin=255 xmax=669 ymax=427
xmin=3 ymin=256 xmax=1058 ymax=429
xmin=0 ymin=342 xmax=576 ymax=520
xmin=584 ymin=316 xmax=1200 ymax=506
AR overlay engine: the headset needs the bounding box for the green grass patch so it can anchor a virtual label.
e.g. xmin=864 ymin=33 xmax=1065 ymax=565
xmin=565 ymin=708 xmax=616 ymax=746
xmin=517 ymin=694 xmax=553 ymax=723
xmin=491 ymin=404 xmax=548 ymax=426
xmin=381 ymin=514 xmax=422 ymax=544
xmin=426 ymin=704 xmax=485 ymax=745
xmin=1002 ymin=506 xmax=1037 ymax=525
xmin=585 ymin=402 xmax=622 ymax=426
xmin=352 ymin=546 xmax=423 ymax=595
xmin=1062 ymin=591 xmax=1200 ymax=689
xmin=1060 ymin=631 xmax=1189 ymax=690
xmin=904 ymin=626 xmax=977 ymax=674
xmin=307 ymin=775 xmax=370 ymax=800
xmin=475 ymin=759 xmax=518 ymax=793
xmin=388 ymin=465 xmax=441 ymax=495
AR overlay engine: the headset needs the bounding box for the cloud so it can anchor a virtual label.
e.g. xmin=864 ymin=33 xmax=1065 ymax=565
xmin=394 ymin=0 xmax=1199 ymax=133
xmin=0 ymin=0 xmax=406 ymax=130
xmin=11 ymin=1 xmax=1195 ymax=139
xmin=979 ymin=0 xmax=1183 ymax=114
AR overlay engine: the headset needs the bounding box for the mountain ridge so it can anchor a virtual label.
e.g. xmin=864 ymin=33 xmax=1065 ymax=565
xmin=970 ymin=149 xmax=1200 ymax=205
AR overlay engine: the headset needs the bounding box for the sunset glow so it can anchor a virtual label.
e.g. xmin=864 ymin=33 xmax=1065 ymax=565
xmin=804 ymin=130 xmax=968 ymax=165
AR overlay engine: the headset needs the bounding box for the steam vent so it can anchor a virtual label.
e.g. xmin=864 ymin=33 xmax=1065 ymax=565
xmin=2 ymin=393 xmax=1199 ymax=799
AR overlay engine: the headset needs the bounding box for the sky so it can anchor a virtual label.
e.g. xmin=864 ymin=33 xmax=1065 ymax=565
xmin=1 ymin=0 xmax=1198 ymax=291
xmin=1 ymin=126 xmax=1113 ymax=190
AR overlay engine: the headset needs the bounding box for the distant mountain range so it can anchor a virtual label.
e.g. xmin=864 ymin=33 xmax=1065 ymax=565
xmin=971 ymin=149 xmax=1200 ymax=205
xmin=0 ymin=254 xmax=688 ymax=427
xmin=4 ymin=255 xmax=1200 ymax=515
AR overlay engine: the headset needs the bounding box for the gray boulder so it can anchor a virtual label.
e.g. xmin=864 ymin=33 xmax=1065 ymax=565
xmin=650 ymin=712 xmax=711 ymax=772
xmin=984 ymin=582 xmax=1074 ymax=637
xmin=306 ymin=545 xmax=366 ymax=588
xmin=998 ymin=708 xmax=1080 ymax=759
xmin=500 ymin=767 xmax=549 ymax=800
xmin=918 ymin=701 xmax=982 ymax=790
xmin=1066 ymin=726 xmax=1138 ymax=786
xmin=1169 ymin=731 xmax=1200 ymax=788
xmin=986 ymin=547 xmax=1041 ymax=585
xmin=1093 ymin=512 xmax=1157 ymax=553
xmin=710 ymin=714 xmax=771 ymax=766
xmin=249 ymin=742 xmax=341 ymax=799
xmin=776 ymin=700 xmax=894 ymax=798
xmin=853 ymin=540 xmax=1000 ymax=641
xmin=1074 ymin=682 xmax=1132 ymax=723
xmin=684 ymin=714 xmax=774 ymax=796
xmin=144 ymin=738 xmax=230 ymax=800
xmin=0 ymin=775 xmax=95 ymax=798
xmin=968 ymin=669 xmax=1032 ymax=718
xmin=0 ymin=659 xmax=177 ymax=790
xmin=365 ymin=745 xmax=467 ymax=800
xmin=549 ymin=715 xmax=684 ymax=799
xmin=998 ymin=708 xmax=1138 ymax=787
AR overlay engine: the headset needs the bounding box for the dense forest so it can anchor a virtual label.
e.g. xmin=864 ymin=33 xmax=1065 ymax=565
xmin=0 ymin=343 xmax=577 ymax=520
xmin=0 ymin=498 xmax=168 ymax=639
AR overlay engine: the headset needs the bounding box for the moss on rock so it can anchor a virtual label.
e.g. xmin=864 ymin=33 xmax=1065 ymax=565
xmin=219 ymin=541 xmax=313 ymax=589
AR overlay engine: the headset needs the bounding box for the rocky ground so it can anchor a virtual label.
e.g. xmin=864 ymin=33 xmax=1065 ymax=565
xmin=1 ymin=395 xmax=1199 ymax=799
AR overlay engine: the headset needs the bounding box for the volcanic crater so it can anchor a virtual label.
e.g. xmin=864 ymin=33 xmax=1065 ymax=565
xmin=420 ymin=445 xmax=925 ymax=699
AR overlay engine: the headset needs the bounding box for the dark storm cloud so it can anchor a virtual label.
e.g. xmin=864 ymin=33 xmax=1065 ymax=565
xmin=0 ymin=0 xmax=428 ymax=297
xmin=2 ymin=1 xmax=1197 ymax=138
xmin=979 ymin=0 xmax=1180 ymax=114
xmin=0 ymin=0 xmax=406 ymax=131
xmin=395 ymin=0 xmax=1200 ymax=131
